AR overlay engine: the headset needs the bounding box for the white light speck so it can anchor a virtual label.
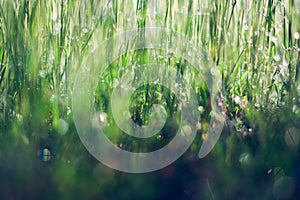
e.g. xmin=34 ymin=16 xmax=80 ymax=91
xmin=294 ymin=32 xmax=300 ymax=40
xmin=82 ymin=28 xmax=88 ymax=34
xmin=274 ymin=54 xmax=281 ymax=62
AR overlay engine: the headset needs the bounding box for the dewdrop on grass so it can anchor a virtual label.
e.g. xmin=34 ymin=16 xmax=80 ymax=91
xmin=274 ymin=54 xmax=281 ymax=62
xmin=294 ymin=32 xmax=300 ymax=40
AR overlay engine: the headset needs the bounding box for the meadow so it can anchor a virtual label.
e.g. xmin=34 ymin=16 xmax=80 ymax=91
xmin=0 ymin=0 xmax=300 ymax=199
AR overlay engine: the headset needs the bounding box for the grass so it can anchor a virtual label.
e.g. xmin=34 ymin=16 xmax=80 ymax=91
xmin=0 ymin=0 xmax=300 ymax=199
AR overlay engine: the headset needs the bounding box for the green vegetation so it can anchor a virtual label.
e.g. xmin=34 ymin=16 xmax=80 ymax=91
xmin=0 ymin=0 xmax=299 ymax=199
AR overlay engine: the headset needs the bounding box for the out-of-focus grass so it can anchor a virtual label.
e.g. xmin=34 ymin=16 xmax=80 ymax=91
xmin=0 ymin=0 xmax=300 ymax=199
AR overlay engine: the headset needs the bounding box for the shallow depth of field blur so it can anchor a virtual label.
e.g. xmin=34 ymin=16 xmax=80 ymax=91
xmin=0 ymin=0 xmax=300 ymax=199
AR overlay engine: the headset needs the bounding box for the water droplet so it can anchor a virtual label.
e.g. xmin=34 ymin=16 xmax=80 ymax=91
xmin=82 ymin=28 xmax=88 ymax=34
xmin=99 ymin=112 xmax=108 ymax=127
xmin=157 ymin=55 xmax=164 ymax=60
xmin=210 ymin=67 xmax=218 ymax=76
xmin=38 ymin=70 xmax=46 ymax=78
xmin=66 ymin=107 xmax=71 ymax=115
xmin=49 ymin=51 xmax=55 ymax=62
xmin=198 ymin=106 xmax=204 ymax=114
xmin=294 ymin=32 xmax=300 ymax=40
xmin=234 ymin=96 xmax=241 ymax=104
xmin=50 ymin=94 xmax=56 ymax=102
xmin=16 ymin=113 xmax=23 ymax=121
xmin=274 ymin=54 xmax=281 ymax=62
xmin=157 ymin=134 xmax=163 ymax=141
xmin=40 ymin=148 xmax=51 ymax=162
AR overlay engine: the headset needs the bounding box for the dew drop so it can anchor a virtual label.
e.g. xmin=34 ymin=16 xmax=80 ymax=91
xmin=98 ymin=112 xmax=108 ymax=127
xmin=210 ymin=67 xmax=218 ymax=76
xmin=157 ymin=134 xmax=163 ymax=141
xmin=82 ymin=27 xmax=88 ymax=34
xmin=274 ymin=54 xmax=281 ymax=62
xmin=49 ymin=51 xmax=55 ymax=62
xmin=234 ymin=96 xmax=241 ymax=104
xmin=66 ymin=107 xmax=71 ymax=115
xmin=157 ymin=55 xmax=164 ymax=60
xmin=198 ymin=106 xmax=204 ymax=114
xmin=38 ymin=70 xmax=46 ymax=78
xmin=294 ymin=32 xmax=300 ymax=40
xmin=50 ymin=94 xmax=56 ymax=103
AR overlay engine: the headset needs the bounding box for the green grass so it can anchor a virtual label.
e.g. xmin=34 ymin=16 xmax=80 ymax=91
xmin=0 ymin=0 xmax=300 ymax=199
